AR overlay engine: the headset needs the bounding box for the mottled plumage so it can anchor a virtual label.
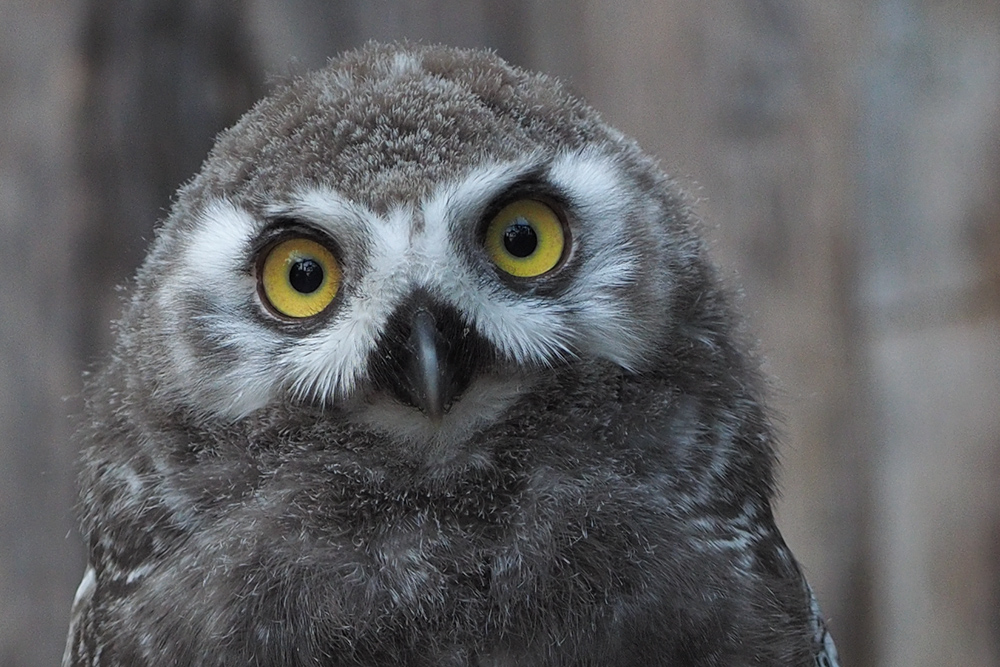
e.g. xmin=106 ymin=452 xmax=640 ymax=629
xmin=65 ymin=43 xmax=838 ymax=666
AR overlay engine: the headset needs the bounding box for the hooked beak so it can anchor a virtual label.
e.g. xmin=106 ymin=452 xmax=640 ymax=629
xmin=371 ymin=295 xmax=488 ymax=422
xmin=406 ymin=309 xmax=446 ymax=422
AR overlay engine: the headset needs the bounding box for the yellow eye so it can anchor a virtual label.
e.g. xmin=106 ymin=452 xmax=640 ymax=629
xmin=259 ymin=237 xmax=340 ymax=319
xmin=485 ymin=199 xmax=566 ymax=278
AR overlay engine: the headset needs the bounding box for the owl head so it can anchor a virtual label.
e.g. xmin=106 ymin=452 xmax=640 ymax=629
xmin=112 ymin=43 xmax=739 ymax=478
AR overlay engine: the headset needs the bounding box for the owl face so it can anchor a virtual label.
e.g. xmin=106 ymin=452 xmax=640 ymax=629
xmin=131 ymin=46 xmax=694 ymax=460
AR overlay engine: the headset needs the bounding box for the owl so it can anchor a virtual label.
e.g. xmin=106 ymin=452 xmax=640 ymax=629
xmin=64 ymin=43 xmax=839 ymax=666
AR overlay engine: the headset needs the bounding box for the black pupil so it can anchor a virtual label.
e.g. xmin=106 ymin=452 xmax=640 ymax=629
xmin=288 ymin=258 xmax=324 ymax=294
xmin=503 ymin=219 xmax=537 ymax=258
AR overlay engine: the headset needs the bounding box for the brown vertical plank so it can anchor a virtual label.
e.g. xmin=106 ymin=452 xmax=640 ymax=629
xmin=0 ymin=1 xmax=87 ymax=664
xmin=860 ymin=1 xmax=1000 ymax=664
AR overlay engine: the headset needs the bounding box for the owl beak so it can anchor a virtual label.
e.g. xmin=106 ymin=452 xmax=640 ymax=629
xmin=371 ymin=295 xmax=484 ymax=422
xmin=407 ymin=309 xmax=447 ymax=422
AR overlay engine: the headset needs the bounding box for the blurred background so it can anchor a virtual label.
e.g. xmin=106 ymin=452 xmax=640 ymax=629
xmin=2 ymin=0 xmax=998 ymax=665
